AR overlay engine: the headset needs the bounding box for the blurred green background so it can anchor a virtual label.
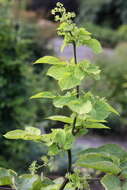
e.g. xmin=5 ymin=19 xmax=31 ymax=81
xmin=0 ymin=0 xmax=127 ymax=174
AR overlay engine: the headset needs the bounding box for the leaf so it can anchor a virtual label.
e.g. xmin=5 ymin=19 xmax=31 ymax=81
xmin=98 ymin=144 xmax=127 ymax=160
xmin=48 ymin=144 xmax=60 ymax=156
xmin=4 ymin=130 xmax=27 ymax=140
xmin=90 ymin=98 xmax=118 ymax=120
xmin=30 ymin=91 xmax=56 ymax=99
xmin=4 ymin=126 xmax=42 ymax=141
xmin=104 ymin=102 xmax=119 ymax=116
xmin=63 ymin=130 xmax=75 ymax=150
xmin=85 ymin=122 xmax=110 ymax=129
xmin=53 ymin=92 xmax=76 ymax=108
xmin=34 ymin=56 xmax=66 ymax=65
xmin=48 ymin=115 xmax=73 ymax=124
xmin=25 ymin=126 xmax=41 ymax=136
xmin=80 ymin=144 xmax=127 ymax=162
xmin=0 ymin=168 xmax=17 ymax=186
xmin=55 ymin=129 xmax=66 ymax=147
xmin=76 ymin=153 xmax=121 ymax=174
xmin=122 ymin=181 xmax=127 ymax=190
xmin=101 ymin=175 xmax=121 ymax=190
xmin=68 ymin=100 xmax=92 ymax=114
xmin=58 ymin=73 xmax=81 ymax=90
xmin=87 ymin=64 xmax=101 ymax=75
xmin=74 ymin=66 xmax=85 ymax=80
xmin=79 ymin=60 xmax=101 ymax=77
xmin=86 ymin=39 xmax=103 ymax=54
xmin=48 ymin=64 xmax=85 ymax=90
xmin=16 ymin=174 xmax=39 ymax=190
xmin=47 ymin=65 xmax=67 ymax=80
xmin=119 ymin=159 xmax=127 ymax=179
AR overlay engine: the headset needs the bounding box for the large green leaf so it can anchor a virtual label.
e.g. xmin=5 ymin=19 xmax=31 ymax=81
xmin=68 ymin=99 xmax=92 ymax=114
xmin=47 ymin=65 xmax=67 ymax=80
xmin=101 ymin=175 xmax=121 ymax=190
xmin=79 ymin=60 xmax=101 ymax=78
xmin=34 ymin=56 xmax=66 ymax=65
xmin=79 ymin=144 xmax=127 ymax=163
xmin=76 ymin=153 xmax=121 ymax=174
xmin=98 ymin=144 xmax=127 ymax=159
xmin=85 ymin=39 xmax=103 ymax=54
xmin=53 ymin=92 xmax=76 ymax=108
xmin=90 ymin=98 xmax=118 ymax=120
xmin=58 ymin=72 xmax=81 ymax=90
xmin=0 ymin=168 xmax=17 ymax=186
xmin=30 ymin=91 xmax=56 ymax=99
xmin=4 ymin=126 xmax=42 ymax=141
xmin=48 ymin=64 xmax=85 ymax=90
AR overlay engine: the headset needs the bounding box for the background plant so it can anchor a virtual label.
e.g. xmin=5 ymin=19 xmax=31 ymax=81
xmin=85 ymin=43 xmax=127 ymax=135
xmin=2 ymin=2 xmax=127 ymax=190
xmin=0 ymin=0 xmax=56 ymax=172
xmin=77 ymin=0 xmax=127 ymax=29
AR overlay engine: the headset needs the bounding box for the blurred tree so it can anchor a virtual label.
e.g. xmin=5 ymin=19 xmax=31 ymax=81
xmin=78 ymin=0 xmax=127 ymax=29
xmin=0 ymin=1 xmax=54 ymax=172
xmin=96 ymin=0 xmax=127 ymax=29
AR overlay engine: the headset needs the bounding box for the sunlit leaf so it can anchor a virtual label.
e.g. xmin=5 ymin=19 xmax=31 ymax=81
xmin=30 ymin=91 xmax=56 ymax=99
xmin=85 ymin=122 xmax=110 ymax=129
xmin=59 ymin=73 xmax=81 ymax=90
xmin=85 ymin=39 xmax=103 ymax=54
xmin=68 ymin=100 xmax=92 ymax=114
xmin=53 ymin=92 xmax=76 ymax=108
xmin=76 ymin=153 xmax=121 ymax=174
xmin=34 ymin=56 xmax=66 ymax=65
xmin=4 ymin=126 xmax=42 ymax=141
xmin=48 ymin=115 xmax=73 ymax=124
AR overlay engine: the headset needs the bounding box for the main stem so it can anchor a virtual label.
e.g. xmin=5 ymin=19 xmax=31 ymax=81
xmin=59 ymin=150 xmax=72 ymax=190
xmin=59 ymin=41 xmax=79 ymax=190
xmin=72 ymin=41 xmax=79 ymax=135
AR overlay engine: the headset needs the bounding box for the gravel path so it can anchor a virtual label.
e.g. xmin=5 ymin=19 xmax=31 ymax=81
xmin=76 ymin=135 xmax=127 ymax=150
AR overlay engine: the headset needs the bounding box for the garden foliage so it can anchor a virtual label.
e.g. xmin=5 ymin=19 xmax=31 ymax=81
xmin=78 ymin=0 xmax=127 ymax=29
xmin=0 ymin=0 xmax=54 ymax=171
xmin=90 ymin=43 xmax=127 ymax=134
xmin=2 ymin=2 xmax=127 ymax=190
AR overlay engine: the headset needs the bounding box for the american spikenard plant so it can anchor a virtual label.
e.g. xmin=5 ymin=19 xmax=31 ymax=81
xmin=3 ymin=2 xmax=127 ymax=190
